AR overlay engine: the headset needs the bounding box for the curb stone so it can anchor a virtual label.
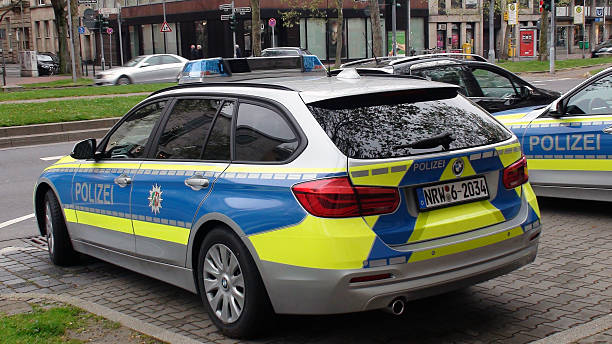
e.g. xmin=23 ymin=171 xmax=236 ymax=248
xmin=513 ymin=62 xmax=612 ymax=75
xmin=530 ymin=313 xmax=612 ymax=344
xmin=0 ymin=292 xmax=208 ymax=344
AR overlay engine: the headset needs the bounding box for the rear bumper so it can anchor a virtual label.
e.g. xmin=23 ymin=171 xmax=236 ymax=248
xmin=260 ymin=227 xmax=539 ymax=314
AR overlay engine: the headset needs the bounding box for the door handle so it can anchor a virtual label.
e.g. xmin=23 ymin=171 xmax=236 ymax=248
xmin=185 ymin=174 xmax=210 ymax=191
xmin=113 ymin=174 xmax=132 ymax=187
xmin=603 ymin=126 xmax=612 ymax=134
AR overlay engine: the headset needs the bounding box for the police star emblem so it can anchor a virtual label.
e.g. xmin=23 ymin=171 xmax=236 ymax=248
xmin=147 ymin=184 xmax=163 ymax=215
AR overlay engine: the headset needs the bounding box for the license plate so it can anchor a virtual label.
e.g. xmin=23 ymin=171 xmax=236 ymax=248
xmin=416 ymin=176 xmax=489 ymax=210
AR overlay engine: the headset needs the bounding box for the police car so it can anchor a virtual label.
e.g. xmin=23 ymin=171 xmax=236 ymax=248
xmin=494 ymin=66 xmax=612 ymax=202
xmin=34 ymin=57 xmax=541 ymax=338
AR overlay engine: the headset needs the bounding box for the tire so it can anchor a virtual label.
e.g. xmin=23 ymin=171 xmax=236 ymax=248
xmin=117 ymin=76 xmax=131 ymax=85
xmin=196 ymin=227 xmax=273 ymax=338
xmin=43 ymin=190 xmax=77 ymax=266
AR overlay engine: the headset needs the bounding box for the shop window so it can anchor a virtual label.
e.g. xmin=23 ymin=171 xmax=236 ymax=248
xmin=347 ymin=18 xmax=366 ymax=59
xmin=307 ymin=18 xmax=326 ymax=60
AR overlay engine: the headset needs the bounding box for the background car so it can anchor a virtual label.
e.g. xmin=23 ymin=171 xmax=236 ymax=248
xmin=37 ymin=53 xmax=59 ymax=75
xmin=338 ymin=54 xmax=561 ymax=114
xmin=94 ymin=54 xmax=188 ymax=85
xmin=495 ymin=66 xmax=612 ymax=202
xmin=261 ymin=47 xmax=312 ymax=57
xmin=591 ymin=39 xmax=612 ymax=57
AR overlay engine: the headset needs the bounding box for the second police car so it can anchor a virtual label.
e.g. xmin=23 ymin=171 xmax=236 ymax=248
xmin=494 ymin=66 xmax=612 ymax=202
xmin=34 ymin=56 xmax=541 ymax=338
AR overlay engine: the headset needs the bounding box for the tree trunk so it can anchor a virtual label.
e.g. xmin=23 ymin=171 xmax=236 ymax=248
xmin=368 ymin=0 xmax=383 ymax=58
xmin=538 ymin=9 xmax=549 ymax=61
xmin=69 ymin=0 xmax=82 ymax=76
xmin=51 ymin=0 xmax=70 ymax=74
xmin=334 ymin=0 xmax=343 ymax=68
xmin=250 ymin=0 xmax=261 ymax=56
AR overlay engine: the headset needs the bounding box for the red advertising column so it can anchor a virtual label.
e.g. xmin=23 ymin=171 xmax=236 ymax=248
xmin=520 ymin=30 xmax=535 ymax=57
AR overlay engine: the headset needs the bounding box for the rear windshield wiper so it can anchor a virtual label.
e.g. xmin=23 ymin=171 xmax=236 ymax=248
xmin=394 ymin=132 xmax=455 ymax=151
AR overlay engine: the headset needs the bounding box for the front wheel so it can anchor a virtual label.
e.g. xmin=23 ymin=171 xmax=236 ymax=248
xmin=43 ymin=190 xmax=77 ymax=266
xmin=197 ymin=228 xmax=272 ymax=338
xmin=116 ymin=76 xmax=130 ymax=85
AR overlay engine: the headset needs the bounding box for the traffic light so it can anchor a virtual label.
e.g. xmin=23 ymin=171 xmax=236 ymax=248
xmin=229 ymin=13 xmax=237 ymax=31
xmin=543 ymin=0 xmax=552 ymax=11
xmin=98 ymin=14 xmax=110 ymax=31
xmin=539 ymin=0 xmax=544 ymax=13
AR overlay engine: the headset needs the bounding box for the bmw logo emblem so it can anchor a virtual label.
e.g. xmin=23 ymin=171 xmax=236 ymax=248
xmin=452 ymin=158 xmax=464 ymax=177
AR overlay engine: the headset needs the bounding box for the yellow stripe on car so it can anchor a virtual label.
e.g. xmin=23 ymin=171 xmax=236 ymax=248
xmin=64 ymin=208 xmax=78 ymax=223
xmin=349 ymin=160 xmax=414 ymax=187
xmin=133 ymin=220 xmax=190 ymax=245
xmin=528 ymin=158 xmax=612 ymax=171
xmin=523 ymin=183 xmax=540 ymax=218
xmin=249 ymin=215 xmax=376 ymax=270
xmin=496 ymin=143 xmax=522 ymax=167
xmin=408 ymin=226 xmax=523 ymax=263
xmin=408 ymin=200 xmax=505 ymax=242
xmin=439 ymin=156 xmax=476 ymax=181
xmin=495 ymin=113 xmax=528 ymax=120
xmin=75 ymin=210 xmax=134 ymax=235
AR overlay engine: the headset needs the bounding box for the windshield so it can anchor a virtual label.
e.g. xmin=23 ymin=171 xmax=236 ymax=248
xmin=125 ymin=56 xmax=146 ymax=67
xmin=308 ymin=94 xmax=511 ymax=159
xmin=37 ymin=55 xmax=54 ymax=62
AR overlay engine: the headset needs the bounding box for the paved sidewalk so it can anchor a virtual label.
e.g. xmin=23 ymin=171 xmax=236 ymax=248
xmin=0 ymin=197 xmax=610 ymax=343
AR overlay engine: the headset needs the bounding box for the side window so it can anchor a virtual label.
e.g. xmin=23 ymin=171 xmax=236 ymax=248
xmin=154 ymin=99 xmax=221 ymax=160
xmin=103 ymin=101 xmax=166 ymax=159
xmin=565 ymin=74 xmax=612 ymax=116
xmin=161 ymin=55 xmax=181 ymax=64
xmin=145 ymin=56 xmax=163 ymax=66
xmin=410 ymin=66 xmax=472 ymax=96
xmin=471 ymin=68 xmax=518 ymax=98
xmin=235 ymin=103 xmax=299 ymax=162
xmin=202 ymin=101 xmax=234 ymax=161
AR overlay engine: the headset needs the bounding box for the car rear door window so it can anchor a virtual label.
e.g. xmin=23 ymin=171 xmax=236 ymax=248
xmin=410 ymin=66 xmax=474 ymax=96
xmin=154 ymin=99 xmax=222 ymax=160
xmin=471 ymin=68 xmax=518 ymax=98
xmin=202 ymin=101 xmax=234 ymax=161
xmin=234 ymin=103 xmax=299 ymax=162
xmin=102 ymin=101 xmax=166 ymax=159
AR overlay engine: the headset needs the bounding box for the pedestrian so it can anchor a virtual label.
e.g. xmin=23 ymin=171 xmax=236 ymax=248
xmin=235 ymin=44 xmax=242 ymax=58
xmin=189 ymin=45 xmax=197 ymax=60
xmin=196 ymin=45 xmax=204 ymax=59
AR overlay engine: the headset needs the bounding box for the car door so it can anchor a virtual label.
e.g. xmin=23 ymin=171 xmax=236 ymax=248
xmin=135 ymin=56 xmax=163 ymax=83
xmin=159 ymin=55 xmax=185 ymax=82
xmin=70 ymin=100 xmax=168 ymax=253
xmin=468 ymin=65 xmax=522 ymax=113
xmin=521 ymin=72 xmax=612 ymax=191
xmin=129 ymin=97 xmax=234 ymax=266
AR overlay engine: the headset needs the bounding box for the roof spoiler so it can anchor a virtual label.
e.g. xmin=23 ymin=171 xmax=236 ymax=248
xmin=178 ymin=55 xmax=326 ymax=84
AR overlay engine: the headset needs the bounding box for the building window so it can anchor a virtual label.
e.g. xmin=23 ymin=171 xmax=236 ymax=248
xmin=347 ymin=18 xmax=366 ymax=59
xmin=451 ymin=23 xmax=460 ymax=50
xmin=451 ymin=0 xmax=462 ymax=9
xmin=438 ymin=0 xmax=446 ymax=14
xmin=519 ymin=0 xmax=529 ymax=9
xmin=466 ymin=0 xmax=478 ymax=9
xmin=38 ymin=0 xmax=45 ymax=5
xmin=306 ymin=18 xmax=326 ymax=60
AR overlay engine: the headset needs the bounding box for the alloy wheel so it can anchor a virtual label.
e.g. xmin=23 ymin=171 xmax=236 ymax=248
xmin=203 ymin=243 xmax=245 ymax=324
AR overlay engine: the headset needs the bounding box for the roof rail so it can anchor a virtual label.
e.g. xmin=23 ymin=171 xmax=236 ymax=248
xmin=147 ymin=82 xmax=296 ymax=98
xmin=389 ymin=53 xmax=487 ymax=65
xmin=178 ymin=55 xmax=326 ymax=84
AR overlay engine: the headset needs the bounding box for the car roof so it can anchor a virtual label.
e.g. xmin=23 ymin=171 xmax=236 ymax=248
xmin=263 ymin=47 xmax=305 ymax=51
xmin=342 ymin=54 xmax=487 ymax=69
xmin=151 ymin=74 xmax=459 ymax=104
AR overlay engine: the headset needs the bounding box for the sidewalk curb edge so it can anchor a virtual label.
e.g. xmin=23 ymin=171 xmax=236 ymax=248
xmin=530 ymin=313 xmax=612 ymax=344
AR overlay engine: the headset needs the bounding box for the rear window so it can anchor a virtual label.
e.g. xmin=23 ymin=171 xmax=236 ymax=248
xmin=307 ymin=92 xmax=511 ymax=159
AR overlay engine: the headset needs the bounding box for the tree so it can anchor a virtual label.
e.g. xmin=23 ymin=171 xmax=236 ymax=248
xmin=50 ymin=0 xmax=81 ymax=75
xmin=334 ymin=0 xmax=343 ymax=68
xmin=538 ymin=7 xmax=549 ymax=61
xmin=368 ymin=0 xmax=383 ymax=57
xmin=250 ymin=0 xmax=262 ymax=56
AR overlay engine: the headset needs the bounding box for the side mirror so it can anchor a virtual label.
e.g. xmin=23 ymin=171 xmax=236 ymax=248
xmin=139 ymin=62 xmax=150 ymax=68
xmin=548 ymin=99 xmax=565 ymax=118
xmin=520 ymin=86 xmax=534 ymax=99
xmin=70 ymin=139 xmax=96 ymax=159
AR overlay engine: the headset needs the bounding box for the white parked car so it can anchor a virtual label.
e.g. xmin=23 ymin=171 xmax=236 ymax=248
xmin=94 ymin=54 xmax=188 ymax=85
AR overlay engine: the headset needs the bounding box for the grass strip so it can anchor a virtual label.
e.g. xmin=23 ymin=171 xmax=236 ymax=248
xmin=0 ymin=95 xmax=146 ymax=127
xmin=19 ymin=78 xmax=94 ymax=88
xmin=0 ymin=304 xmax=84 ymax=344
xmin=496 ymin=56 xmax=612 ymax=73
xmin=0 ymin=83 xmax=174 ymax=102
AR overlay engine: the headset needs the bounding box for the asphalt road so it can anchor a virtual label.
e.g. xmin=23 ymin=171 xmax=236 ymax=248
xmin=524 ymin=76 xmax=584 ymax=94
xmin=0 ymin=141 xmax=75 ymax=241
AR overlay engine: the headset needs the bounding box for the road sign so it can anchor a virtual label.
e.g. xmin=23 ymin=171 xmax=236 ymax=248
xmin=596 ymin=7 xmax=604 ymax=17
xmin=78 ymin=26 xmax=86 ymax=34
xmin=106 ymin=27 xmax=113 ymax=35
xmin=221 ymin=14 xmax=232 ymax=20
xmin=235 ymin=7 xmax=251 ymax=14
xmin=77 ymin=0 xmax=97 ymax=4
xmin=83 ymin=17 xmax=97 ymax=29
xmin=99 ymin=7 xmax=119 ymax=15
xmin=507 ymin=3 xmax=518 ymax=25
xmin=160 ymin=21 xmax=172 ymax=33
xmin=219 ymin=3 xmax=232 ymax=10
xmin=268 ymin=18 xmax=276 ymax=27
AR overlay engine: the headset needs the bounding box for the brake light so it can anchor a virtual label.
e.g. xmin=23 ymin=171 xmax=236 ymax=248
xmin=503 ymin=155 xmax=529 ymax=189
xmin=292 ymin=177 xmax=399 ymax=218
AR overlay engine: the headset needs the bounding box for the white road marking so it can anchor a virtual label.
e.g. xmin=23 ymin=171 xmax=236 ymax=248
xmin=531 ymin=78 xmax=575 ymax=83
xmin=0 ymin=214 xmax=35 ymax=229
xmin=40 ymin=155 xmax=65 ymax=161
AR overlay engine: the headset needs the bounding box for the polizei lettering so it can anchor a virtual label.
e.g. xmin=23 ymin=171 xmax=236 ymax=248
xmin=74 ymin=183 xmax=114 ymax=204
xmin=529 ymin=134 xmax=601 ymax=152
xmin=413 ymin=159 xmax=446 ymax=171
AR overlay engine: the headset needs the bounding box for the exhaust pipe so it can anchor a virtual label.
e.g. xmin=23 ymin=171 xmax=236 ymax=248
xmin=386 ymin=298 xmax=405 ymax=316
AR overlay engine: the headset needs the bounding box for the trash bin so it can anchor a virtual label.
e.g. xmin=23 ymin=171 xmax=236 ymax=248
xmin=578 ymin=41 xmax=590 ymax=49
xmin=462 ymin=42 xmax=472 ymax=55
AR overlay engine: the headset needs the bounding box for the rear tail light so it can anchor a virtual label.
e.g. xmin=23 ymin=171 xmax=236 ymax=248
xmin=292 ymin=177 xmax=400 ymax=218
xmin=503 ymin=155 xmax=529 ymax=189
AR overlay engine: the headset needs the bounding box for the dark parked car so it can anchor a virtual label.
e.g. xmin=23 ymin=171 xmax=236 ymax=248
xmin=261 ymin=47 xmax=312 ymax=57
xmin=339 ymin=54 xmax=561 ymax=114
xmin=591 ymin=39 xmax=612 ymax=57
xmin=37 ymin=53 xmax=59 ymax=75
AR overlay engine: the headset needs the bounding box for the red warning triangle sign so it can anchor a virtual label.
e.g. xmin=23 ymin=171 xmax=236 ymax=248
xmin=160 ymin=21 xmax=172 ymax=33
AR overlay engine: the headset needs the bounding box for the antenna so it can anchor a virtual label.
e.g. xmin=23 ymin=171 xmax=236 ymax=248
xmin=364 ymin=32 xmax=379 ymax=65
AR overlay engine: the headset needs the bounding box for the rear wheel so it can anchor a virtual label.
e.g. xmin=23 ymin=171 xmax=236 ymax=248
xmin=44 ymin=190 xmax=76 ymax=266
xmin=117 ymin=76 xmax=130 ymax=85
xmin=196 ymin=227 xmax=272 ymax=338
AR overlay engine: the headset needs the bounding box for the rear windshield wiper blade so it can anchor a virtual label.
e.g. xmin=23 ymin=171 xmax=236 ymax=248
xmin=394 ymin=132 xmax=455 ymax=151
